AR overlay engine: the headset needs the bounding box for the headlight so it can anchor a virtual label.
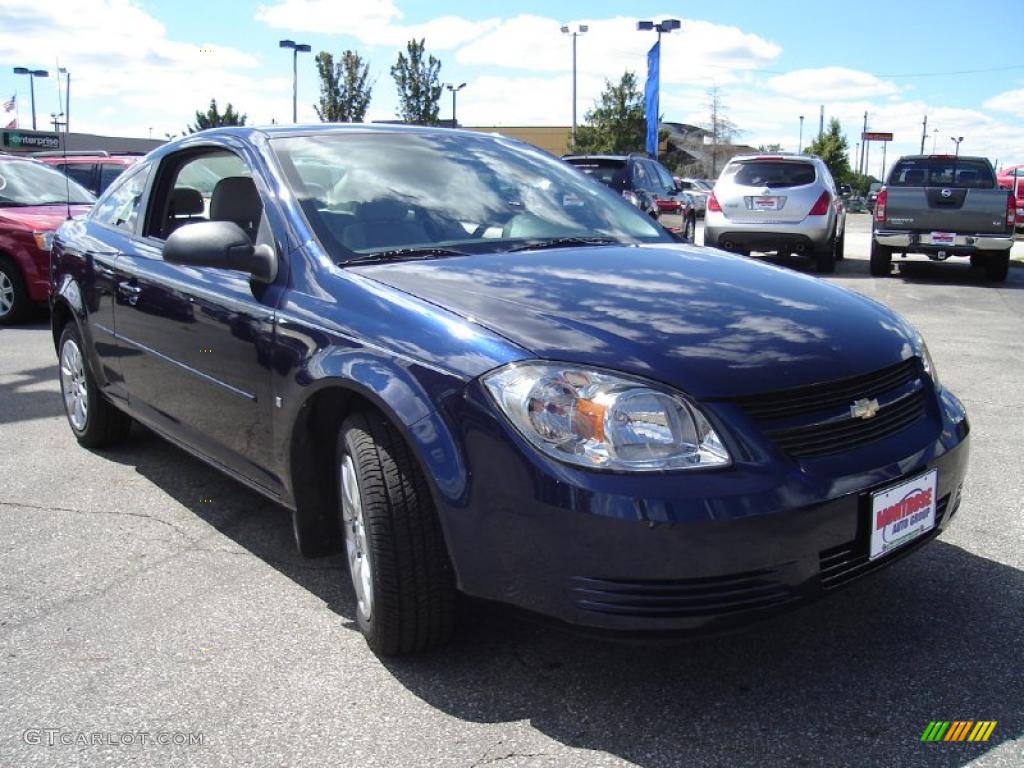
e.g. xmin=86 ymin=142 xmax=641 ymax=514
xmin=32 ymin=231 xmax=55 ymax=251
xmin=482 ymin=362 xmax=730 ymax=471
xmin=917 ymin=333 xmax=939 ymax=388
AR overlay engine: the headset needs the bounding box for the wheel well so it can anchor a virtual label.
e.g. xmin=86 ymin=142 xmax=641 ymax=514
xmin=50 ymin=299 xmax=73 ymax=350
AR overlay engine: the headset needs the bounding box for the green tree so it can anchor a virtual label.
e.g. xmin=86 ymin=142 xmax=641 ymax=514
xmin=804 ymin=117 xmax=852 ymax=184
xmin=315 ymin=50 xmax=373 ymax=122
xmin=573 ymin=71 xmax=646 ymax=154
xmin=186 ymin=99 xmax=247 ymax=133
xmin=390 ymin=39 xmax=442 ymax=125
xmin=757 ymin=142 xmax=784 ymax=152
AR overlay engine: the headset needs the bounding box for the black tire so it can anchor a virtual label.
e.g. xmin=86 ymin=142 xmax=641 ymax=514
xmin=58 ymin=323 xmax=132 ymax=448
xmin=0 ymin=257 xmax=31 ymax=326
xmin=338 ymin=411 xmax=457 ymax=656
xmin=835 ymin=229 xmax=846 ymax=261
xmin=870 ymin=240 xmax=892 ymax=276
xmin=970 ymin=253 xmax=984 ymax=269
xmin=815 ymin=236 xmax=837 ymax=273
xmin=984 ymin=251 xmax=1010 ymax=282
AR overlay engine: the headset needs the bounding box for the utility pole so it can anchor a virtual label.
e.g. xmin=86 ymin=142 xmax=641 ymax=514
xmin=858 ymin=111 xmax=868 ymax=175
xmin=818 ymin=105 xmax=824 ymax=139
xmin=920 ymin=115 xmax=927 ymax=154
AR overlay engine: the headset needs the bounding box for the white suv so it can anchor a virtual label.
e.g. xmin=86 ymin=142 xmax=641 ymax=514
xmin=704 ymin=154 xmax=846 ymax=273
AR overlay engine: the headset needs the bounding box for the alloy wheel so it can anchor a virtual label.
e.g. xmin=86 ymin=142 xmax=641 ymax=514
xmin=59 ymin=338 xmax=89 ymax=431
xmin=0 ymin=271 xmax=14 ymax=317
xmin=340 ymin=453 xmax=374 ymax=622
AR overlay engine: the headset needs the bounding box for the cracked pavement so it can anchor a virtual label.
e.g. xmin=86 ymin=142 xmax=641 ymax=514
xmin=1 ymin=217 xmax=1022 ymax=767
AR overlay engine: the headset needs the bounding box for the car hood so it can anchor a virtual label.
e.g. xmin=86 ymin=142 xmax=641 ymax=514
xmin=0 ymin=205 xmax=91 ymax=231
xmin=351 ymin=244 xmax=918 ymax=399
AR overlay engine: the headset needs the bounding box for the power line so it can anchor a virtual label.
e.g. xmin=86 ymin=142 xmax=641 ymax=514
xmin=693 ymin=61 xmax=1024 ymax=79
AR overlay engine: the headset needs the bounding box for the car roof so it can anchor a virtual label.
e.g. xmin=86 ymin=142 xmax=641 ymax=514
xmin=37 ymin=155 xmax=137 ymax=165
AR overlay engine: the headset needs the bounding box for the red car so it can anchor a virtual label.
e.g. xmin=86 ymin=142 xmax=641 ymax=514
xmin=997 ymin=164 xmax=1024 ymax=234
xmin=36 ymin=152 xmax=138 ymax=197
xmin=0 ymin=155 xmax=94 ymax=324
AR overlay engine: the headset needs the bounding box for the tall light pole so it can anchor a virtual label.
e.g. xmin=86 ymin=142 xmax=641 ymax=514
xmin=798 ymin=115 xmax=805 ymax=153
xmin=931 ymin=128 xmax=939 ymax=153
xmin=279 ymin=40 xmax=311 ymax=123
xmin=560 ymin=23 xmax=588 ymax=150
xmin=58 ymin=67 xmax=70 ymax=132
xmin=445 ymin=82 xmax=466 ymax=127
xmin=950 ymin=135 xmax=964 ymax=158
xmin=637 ymin=18 xmax=681 ymax=159
xmin=12 ymin=67 xmax=48 ymax=131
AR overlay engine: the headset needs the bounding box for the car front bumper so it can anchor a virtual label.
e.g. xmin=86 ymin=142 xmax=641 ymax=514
xmin=439 ymin=385 xmax=970 ymax=635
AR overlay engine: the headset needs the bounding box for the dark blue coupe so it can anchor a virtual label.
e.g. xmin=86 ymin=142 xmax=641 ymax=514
xmin=51 ymin=125 xmax=970 ymax=656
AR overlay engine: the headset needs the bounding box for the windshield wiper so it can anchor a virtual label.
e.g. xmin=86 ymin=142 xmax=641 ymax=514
xmin=505 ymin=236 xmax=623 ymax=252
xmin=342 ymin=246 xmax=471 ymax=265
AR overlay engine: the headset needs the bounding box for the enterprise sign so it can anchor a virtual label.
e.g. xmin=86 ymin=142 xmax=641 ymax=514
xmin=2 ymin=131 xmax=61 ymax=150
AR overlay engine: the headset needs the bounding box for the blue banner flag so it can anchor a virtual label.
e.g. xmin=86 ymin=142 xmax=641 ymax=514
xmin=644 ymin=41 xmax=660 ymax=157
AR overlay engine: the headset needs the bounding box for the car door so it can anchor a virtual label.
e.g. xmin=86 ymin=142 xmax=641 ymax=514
xmin=75 ymin=161 xmax=153 ymax=404
xmin=112 ymin=146 xmax=281 ymax=493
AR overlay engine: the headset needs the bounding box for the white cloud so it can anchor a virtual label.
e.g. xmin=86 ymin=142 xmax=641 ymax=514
xmin=256 ymin=0 xmax=499 ymax=50
xmin=984 ymin=88 xmax=1024 ymax=118
xmin=0 ymin=0 xmax=290 ymax=137
xmin=766 ymin=67 xmax=900 ymax=100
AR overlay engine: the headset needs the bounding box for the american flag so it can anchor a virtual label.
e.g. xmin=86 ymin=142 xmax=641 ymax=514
xmin=2 ymin=94 xmax=14 ymax=112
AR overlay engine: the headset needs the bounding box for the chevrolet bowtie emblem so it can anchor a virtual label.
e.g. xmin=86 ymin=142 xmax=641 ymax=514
xmin=850 ymin=398 xmax=880 ymax=420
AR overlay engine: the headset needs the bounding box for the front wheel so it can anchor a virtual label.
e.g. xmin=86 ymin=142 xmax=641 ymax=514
xmin=870 ymin=240 xmax=892 ymax=276
xmin=58 ymin=323 xmax=132 ymax=448
xmin=338 ymin=411 xmax=457 ymax=656
xmin=0 ymin=258 xmax=31 ymax=326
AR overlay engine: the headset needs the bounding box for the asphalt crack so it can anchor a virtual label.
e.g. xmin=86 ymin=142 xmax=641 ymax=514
xmin=0 ymin=499 xmax=194 ymax=539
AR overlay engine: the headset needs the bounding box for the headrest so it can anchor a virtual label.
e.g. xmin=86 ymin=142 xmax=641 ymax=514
xmin=170 ymin=186 xmax=204 ymax=216
xmin=210 ymin=176 xmax=263 ymax=225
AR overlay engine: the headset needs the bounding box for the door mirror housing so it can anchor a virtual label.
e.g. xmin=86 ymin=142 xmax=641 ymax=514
xmin=164 ymin=221 xmax=276 ymax=283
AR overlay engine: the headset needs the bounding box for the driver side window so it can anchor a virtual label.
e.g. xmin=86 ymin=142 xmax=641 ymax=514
xmin=91 ymin=163 xmax=151 ymax=233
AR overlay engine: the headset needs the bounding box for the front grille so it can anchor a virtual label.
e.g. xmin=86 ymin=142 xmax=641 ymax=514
xmin=734 ymin=358 xmax=918 ymax=420
xmin=732 ymin=359 xmax=927 ymax=458
xmin=570 ymin=569 xmax=797 ymax=618
xmin=819 ymin=494 xmax=950 ymax=589
xmin=766 ymin=390 xmax=926 ymax=458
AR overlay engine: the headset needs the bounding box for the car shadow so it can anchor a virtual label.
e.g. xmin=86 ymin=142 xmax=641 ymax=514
xmin=755 ymin=250 xmax=1023 ymax=288
xmin=97 ymin=426 xmax=1021 ymax=768
xmin=0 ymin=363 xmax=66 ymax=425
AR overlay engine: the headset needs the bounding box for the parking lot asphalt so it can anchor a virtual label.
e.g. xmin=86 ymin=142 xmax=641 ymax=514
xmin=2 ymin=220 xmax=1022 ymax=767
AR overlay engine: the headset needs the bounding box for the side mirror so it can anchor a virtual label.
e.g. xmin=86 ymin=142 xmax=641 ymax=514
xmin=164 ymin=221 xmax=276 ymax=283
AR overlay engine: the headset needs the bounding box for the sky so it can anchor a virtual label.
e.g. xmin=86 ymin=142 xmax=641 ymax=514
xmin=1 ymin=0 xmax=1023 ymax=175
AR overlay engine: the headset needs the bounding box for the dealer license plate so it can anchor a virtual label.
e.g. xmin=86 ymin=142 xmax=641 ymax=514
xmin=753 ymin=196 xmax=779 ymax=210
xmin=930 ymin=231 xmax=956 ymax=246
xmin=870 ymin=469 xmax=938 ymax=561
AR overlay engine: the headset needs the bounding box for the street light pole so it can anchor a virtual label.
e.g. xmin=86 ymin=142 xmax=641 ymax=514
xmin=59 ymin=67 xmax=70 ymax=132
xmin=445 ymin=82 xmax=466 ymax=126
xmin=637 ymin=18 xmax=681 ymax=160
xmin=798 ymin=115 xmax=804 ymax=153
xmin=279 ymin=40 xmax=311 ymax=123
xmin=560 ymin=24 xmax=588 ymax=150
xmin=950 ymin=136 xmax=964 ymax=158
xmin=12 ymin=67 xmax=49 ymax=131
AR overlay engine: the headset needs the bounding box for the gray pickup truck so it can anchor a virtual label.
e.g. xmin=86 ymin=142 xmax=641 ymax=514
xmin=871 ymin=155 xmax=1015 ymax=281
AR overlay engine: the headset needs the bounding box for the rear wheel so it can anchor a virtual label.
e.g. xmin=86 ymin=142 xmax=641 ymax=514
xmin=338 ymin=411 xmax=457 ymax=656
xmin=58 ymin=323 xmax=132 ymax=448
xmin=815 ymin=236 xmax=837 ymax=273
xmin=870 ymin=240 xmax=892 ymax=276
xmin=0 ymin=258 xmax=30 ymax=326
xmin=835 ymin=229 xmax=846 ymax=261
xmin=984 ymin=251 xmax=1010 ymax=282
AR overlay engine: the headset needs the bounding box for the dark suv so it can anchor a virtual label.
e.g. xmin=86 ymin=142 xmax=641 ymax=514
xmin=563 ymin=154 xmax=695 ymax=238
xmin=36 ymin=152 xmax=138 ymax=197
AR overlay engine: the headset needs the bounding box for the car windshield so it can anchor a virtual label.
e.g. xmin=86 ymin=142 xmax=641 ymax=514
xmin=888 ymin=158 xmax=995 ymax=188
xmin=723 ymin=160 xmax=817 ymax=189
xmin=272 ymin=132 xmax=669 ymax=261
xmin=0 ymin=160 xmax=95 ymax=206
